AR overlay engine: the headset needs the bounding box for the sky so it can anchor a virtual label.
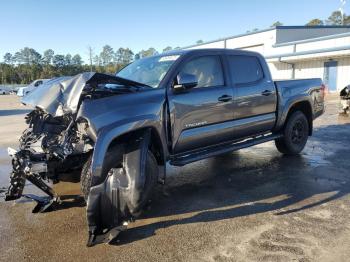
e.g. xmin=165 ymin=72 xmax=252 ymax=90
xmin=0 ymin=0 xmax=349 ymax=63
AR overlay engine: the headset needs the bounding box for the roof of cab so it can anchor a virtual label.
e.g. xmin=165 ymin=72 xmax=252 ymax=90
xmin=160 ymin=48 xmax=261 ymax=57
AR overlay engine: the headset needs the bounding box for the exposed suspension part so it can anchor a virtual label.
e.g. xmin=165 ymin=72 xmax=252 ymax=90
xmin=4 ymin=109 xmax=91 ymax=212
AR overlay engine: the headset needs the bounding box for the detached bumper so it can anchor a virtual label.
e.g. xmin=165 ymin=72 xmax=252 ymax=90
xmin=5 ymin=147 xmax=60 ymax=212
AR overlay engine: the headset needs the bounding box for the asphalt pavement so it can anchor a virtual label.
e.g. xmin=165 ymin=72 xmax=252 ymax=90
xmin=0 ymin=94 xmax=349 ymax=262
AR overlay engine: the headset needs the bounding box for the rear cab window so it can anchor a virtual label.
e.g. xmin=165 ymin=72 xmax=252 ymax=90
xmin=227 ymin=55 xmax=264 ymax=85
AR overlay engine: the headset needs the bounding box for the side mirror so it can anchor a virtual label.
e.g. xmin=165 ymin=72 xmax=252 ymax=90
xmin=174 ymin=73 xmax=198 ymax=90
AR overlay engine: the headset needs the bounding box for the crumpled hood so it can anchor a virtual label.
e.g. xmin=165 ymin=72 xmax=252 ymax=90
xmin=21 ymin=72 xmax=95 ymax=117
xmin=21 ymin=72 xmax=151 ymax=117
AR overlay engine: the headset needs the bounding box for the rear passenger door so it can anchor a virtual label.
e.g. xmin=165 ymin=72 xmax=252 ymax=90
xmin=168 ymin=54 xmax=234 ymax=153
xmin=227 ymin=55 xmax=277 ymax=138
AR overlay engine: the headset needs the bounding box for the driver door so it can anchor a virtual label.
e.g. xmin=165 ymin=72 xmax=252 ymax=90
xmin=168 ymin=54 xmax=235 ymax=154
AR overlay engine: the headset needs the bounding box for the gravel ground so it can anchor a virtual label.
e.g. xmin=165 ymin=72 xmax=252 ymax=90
xmin=0 ymin=94 xmax=349 ymax=262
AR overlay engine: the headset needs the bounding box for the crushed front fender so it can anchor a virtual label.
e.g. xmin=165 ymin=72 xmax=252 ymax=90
xmin=86 ymin=129 xmax=152 ymax=247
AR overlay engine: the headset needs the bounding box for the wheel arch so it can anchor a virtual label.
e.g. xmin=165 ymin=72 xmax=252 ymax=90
xmin=90 ymin=124 xmax=167 ymax=186
xmin=285 ymin=101 xmax=313 ymax=136
xmin=106 ymin=127 xmax=166 ymax=167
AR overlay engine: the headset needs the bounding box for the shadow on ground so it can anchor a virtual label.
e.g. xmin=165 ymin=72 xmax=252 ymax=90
xmin=0 ymin=109 xmax=31 ymax=116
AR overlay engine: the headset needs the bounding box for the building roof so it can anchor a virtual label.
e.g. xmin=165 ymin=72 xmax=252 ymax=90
xmin=274 ymin=25 xmax=350 ymax=29
xmin=181 ymin=28 xmax=275 ymax=50
xmin=274 ymin=31 xmax=350 ymax=47
xmin=181 ymin=25 xmax=350 ymax=50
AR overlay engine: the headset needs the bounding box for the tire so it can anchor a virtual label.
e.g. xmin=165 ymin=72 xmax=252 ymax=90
xmin=275 ymin=111 xmax=309 ymax=155
xmin=80 ymin=145 xmax=158 ymax=217
xmin=80 ymin=154 xmax=94 ymax=201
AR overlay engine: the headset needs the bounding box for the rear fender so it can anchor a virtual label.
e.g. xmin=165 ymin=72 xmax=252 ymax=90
xmin=274 ymin=95 xmax=313 ymax=132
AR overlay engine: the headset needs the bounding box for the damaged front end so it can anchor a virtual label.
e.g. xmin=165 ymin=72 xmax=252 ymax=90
xmin=5 ymin=72 xmax=160 ymax=246
xmin=5 ymin=103 xmax=93 ymax=211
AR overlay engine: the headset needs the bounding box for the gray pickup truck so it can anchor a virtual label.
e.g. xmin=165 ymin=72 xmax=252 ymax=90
xmin=5 ymin=49 xmax=325 ymax=246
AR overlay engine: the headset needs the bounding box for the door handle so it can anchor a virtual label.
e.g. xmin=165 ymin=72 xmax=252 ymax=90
xmin=261 ymin=90 xmax=273 ymax=96
xmin=218 ymin=95 xmax=233 ymax=102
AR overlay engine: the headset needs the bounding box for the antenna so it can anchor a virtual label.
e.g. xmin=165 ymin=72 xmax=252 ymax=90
xmin=340 ymin=0 xmax=346 ymax=25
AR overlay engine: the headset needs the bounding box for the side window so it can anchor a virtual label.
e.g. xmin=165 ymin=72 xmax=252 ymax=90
xmin=179 ymin=56 xmax=224 ymax=88
xmin=35 ymin=81 xmax=43 ymax=87
xmin=228 ymin=55 xmax=264 ymax=85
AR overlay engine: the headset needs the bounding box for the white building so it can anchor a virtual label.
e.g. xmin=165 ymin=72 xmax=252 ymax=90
xmin=184 ymin=26 xmax=350 ymax=92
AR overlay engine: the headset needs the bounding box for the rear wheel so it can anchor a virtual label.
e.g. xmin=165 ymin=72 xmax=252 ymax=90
xmin=275 ymin=111 xmax=309 ymax=155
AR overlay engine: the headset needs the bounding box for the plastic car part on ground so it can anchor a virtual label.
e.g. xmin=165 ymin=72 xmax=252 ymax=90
xmin=340 ymin=85 xmax=350 ymax=114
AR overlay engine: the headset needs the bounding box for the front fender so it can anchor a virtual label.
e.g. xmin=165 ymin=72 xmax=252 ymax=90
xmin=86 ymin=128 xmax=152 ymax=246
xmin=76 ymin=88 xmax=168 ymax=181
xmin=90 ymin=116 xmax=164 ymax=184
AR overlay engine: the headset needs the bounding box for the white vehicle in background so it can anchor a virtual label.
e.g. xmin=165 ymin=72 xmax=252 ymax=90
xmin=0 ymin=88 xmax=10 ymax=95
xmin=17 ymin=79 xmax=50 ymax=97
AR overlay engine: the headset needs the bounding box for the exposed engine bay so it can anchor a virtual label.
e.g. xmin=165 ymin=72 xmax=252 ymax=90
xmin=5 ymin=109 xmax=93 ymax=210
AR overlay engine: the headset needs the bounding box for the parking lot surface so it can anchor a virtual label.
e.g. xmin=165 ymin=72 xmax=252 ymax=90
xmin=0 ymin=94 xmax=349 ymax=262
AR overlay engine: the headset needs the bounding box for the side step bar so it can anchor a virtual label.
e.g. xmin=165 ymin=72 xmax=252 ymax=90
xmin=170 ymin=133 xmax=282 ymax=166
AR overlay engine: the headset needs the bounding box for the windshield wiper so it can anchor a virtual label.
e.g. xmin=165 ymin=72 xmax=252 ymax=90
xmin=86 ymin=73 xmax=153 ymax=89
xmin=114 ymin=76 xmax=153 ymax=89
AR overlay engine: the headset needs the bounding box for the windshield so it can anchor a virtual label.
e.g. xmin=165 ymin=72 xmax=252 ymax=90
xmin=116 ymin=54 xmax=180 ymax=88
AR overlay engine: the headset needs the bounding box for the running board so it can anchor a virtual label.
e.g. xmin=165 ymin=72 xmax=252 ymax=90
xmin=170 ymin=133 xmax=282 ymax=166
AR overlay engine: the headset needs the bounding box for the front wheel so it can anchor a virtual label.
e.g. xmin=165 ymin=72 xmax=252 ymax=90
xmin=275 ymin=111 xmax=309 ymax=155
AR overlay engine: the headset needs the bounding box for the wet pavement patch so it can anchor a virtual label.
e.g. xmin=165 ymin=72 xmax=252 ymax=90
xmin=0 ymin=109 xmax=31 ymax=117
xmin=0 ymin=187 xmax=6 ymax=202
xmin=0 ymin=147 xmax=11 ymax=195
